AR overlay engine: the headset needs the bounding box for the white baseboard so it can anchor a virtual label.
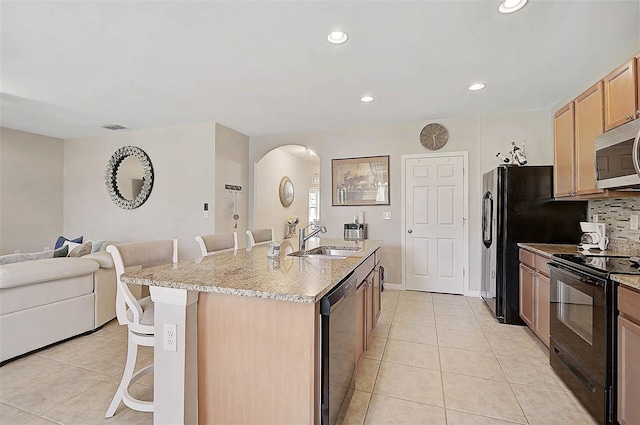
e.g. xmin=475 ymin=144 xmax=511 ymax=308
xmin=382 ymin=282 xmax=402 ymax=291
xmin=383 ymin=283 xmax=480 ymax=298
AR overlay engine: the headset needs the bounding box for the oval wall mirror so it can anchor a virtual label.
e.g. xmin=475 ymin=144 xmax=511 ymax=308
xmin=279 ymin=176 xmax=294 ymax=207
xmin=105 ymin=146 xmax=154 ymax=209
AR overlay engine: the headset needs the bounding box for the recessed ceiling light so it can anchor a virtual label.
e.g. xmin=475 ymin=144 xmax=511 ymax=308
xmin=327 ymin=31 xmax=348 ymax=44
xmin=499 ymin=0 xmax=528 ymax=14
xmin=468 ymin=83 xmax=486 ymax=91
xmin=360 ymin=96 xmax=374 ymax=103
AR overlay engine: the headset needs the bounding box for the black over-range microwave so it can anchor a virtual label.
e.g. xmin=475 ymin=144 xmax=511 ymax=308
xmin=595 ymin=119 xmax=640 ymax=190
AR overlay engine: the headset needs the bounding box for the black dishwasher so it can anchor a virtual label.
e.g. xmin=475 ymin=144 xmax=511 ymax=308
xmin=320 ymin=272 xmax=357 ymax=425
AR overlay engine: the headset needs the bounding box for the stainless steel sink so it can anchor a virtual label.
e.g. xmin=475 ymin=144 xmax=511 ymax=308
xmin=287 ymin=245 xmax=361 ymax=259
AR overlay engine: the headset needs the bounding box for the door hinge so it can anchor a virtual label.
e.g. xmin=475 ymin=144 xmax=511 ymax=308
xmin=463 ymin=269 xmax=466 ymax=276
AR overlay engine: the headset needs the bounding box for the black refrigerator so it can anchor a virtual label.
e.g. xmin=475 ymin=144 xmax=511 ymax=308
xmin=481 ymin=165 xmax=587 ymax=324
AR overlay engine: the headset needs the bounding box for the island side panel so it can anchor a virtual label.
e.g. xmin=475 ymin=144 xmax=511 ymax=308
xmin=197 ymin=292 xmax=319 ymax=425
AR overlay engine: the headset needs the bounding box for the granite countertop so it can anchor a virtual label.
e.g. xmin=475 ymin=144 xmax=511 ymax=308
xmin=611 ymin=275 xmax=640 ymax=292
xmin=518 ymin=243 xmax=640 ymax=291
xmin=121 ymin=238 xmax=383 ymax=304
xmin=517 ymin=243 xmax=584 ymax=258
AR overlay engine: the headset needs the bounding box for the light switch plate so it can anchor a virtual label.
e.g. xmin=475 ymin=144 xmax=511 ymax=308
xmin=593 ymin=214 xmax=599 ymax=223
xmin=631 ymin=215 xmax=638 ymax=231
xmin=382 ymin=212 xmax=391 ymax=220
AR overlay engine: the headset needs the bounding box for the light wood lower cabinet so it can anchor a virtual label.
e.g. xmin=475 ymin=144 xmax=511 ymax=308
xmin=356 ymin=261 xmax=382 ymax=365
xmin=617 ymin=286 xmax=640 ymax=425
xmin=519 ymin=263 xmax=535 ymax=328
xmin=519 ymin=249 xmax=550 ymax=347
xmin=534 ymin=273 xmax=550 ymax=347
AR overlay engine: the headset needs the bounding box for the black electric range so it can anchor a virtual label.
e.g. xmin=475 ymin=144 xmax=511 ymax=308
xmin=553 ymin=253 xmax=640 ymax=278
xmin=548 ymin=252 xmax=639 ymax=425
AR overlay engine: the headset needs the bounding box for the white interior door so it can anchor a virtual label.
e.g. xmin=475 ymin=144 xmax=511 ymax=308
xmin=404 ymin=155 xmax=465 ymax=294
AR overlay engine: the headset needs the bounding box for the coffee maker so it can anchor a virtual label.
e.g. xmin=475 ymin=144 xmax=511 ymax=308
xmin=579 ymin=222 xmax=608 ymax=252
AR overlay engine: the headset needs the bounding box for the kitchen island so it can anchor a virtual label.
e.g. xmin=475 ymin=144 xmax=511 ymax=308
xmin=121 ymin=238 xmax=383 ymax=425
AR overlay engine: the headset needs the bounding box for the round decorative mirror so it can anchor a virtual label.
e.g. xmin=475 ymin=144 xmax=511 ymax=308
xmin=105 ymin=146 xmax=154 ymax=209
xmin=279 ymin=176 xmax=294 ymax=207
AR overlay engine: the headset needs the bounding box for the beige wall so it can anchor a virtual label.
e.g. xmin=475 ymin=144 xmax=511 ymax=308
xmin=214 ymin=123 xmax=250 ymax=249
xmin=249 ymin=110 xmax=553 ymax=293
xmin=254 ymin=147 xmax=319 ymax=241
xmin=0 ymin=127 xmax=64 ymax=254
xmin=63 ymin=123 xmax=216 ymax=260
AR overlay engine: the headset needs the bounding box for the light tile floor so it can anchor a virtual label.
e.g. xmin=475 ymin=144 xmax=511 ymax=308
xmin=0 ymin=290 xmax=598 ymax=425
xmin=340 ymin=289 xmax=598 ymax=425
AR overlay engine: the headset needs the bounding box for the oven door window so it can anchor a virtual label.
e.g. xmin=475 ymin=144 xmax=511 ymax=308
xmin=557 ymin=279 xmax=593 ymax=345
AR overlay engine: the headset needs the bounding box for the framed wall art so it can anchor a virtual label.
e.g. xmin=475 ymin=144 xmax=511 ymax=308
xmin=332 ymin=155 xmax=390 ymax=206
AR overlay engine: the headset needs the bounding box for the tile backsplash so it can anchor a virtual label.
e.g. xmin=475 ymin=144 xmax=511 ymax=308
xmin=589 ymin=197 xmax=640 ymax=254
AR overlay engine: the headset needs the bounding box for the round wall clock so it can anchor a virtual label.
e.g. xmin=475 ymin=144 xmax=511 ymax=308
xmin=420 ymin=123 xmax=449 ymax=150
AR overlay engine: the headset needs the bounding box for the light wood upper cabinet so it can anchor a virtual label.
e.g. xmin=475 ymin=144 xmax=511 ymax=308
xmin=574 ymin=82 xmax=605 ymax=196
xmin=604 ymin=58 xmax=638 ymax=131
xmin=554 ymin=103 xmax=576 ymax=197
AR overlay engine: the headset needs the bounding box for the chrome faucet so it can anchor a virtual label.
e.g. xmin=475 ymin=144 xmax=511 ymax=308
xmin=299 ymin=224 xmax=327 ymax=251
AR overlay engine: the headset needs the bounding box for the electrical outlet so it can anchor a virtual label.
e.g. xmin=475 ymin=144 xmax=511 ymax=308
xmin=593 ymin=214 xmax=599 ymax=223
xmin=631 ymin=215 xmax=638 ymax=231
xmin=163 ymin=324 xmax=177 ymax=352
xmin=382 ymin=211 xmax=392 ymax=220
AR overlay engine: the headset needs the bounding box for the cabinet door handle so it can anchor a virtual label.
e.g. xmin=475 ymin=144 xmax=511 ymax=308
xmin=627 ymin=115 xmax=634 ymax=121
xmin=407 ymin=229 xmax=413 ymax=234
xmin=636 ymin=109 xmax=640 ymax=118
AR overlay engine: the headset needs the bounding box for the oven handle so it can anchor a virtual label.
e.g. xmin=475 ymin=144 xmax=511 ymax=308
xmin=553 ymin=346 xmax=597 ymax=393
xmin=548 ymin=262 xmax=606 ymax=287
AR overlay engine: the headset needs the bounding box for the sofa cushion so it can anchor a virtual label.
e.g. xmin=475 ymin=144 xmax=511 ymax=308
xmin=83 ymin=251 xmax=114 ymax=269
xmin=0 ymin=258 xmax=99 ymax=289
xmin=0 ymin=273 xmax=94 ymax=315
xmin=55 ymin=235 xmax=83 ymax=250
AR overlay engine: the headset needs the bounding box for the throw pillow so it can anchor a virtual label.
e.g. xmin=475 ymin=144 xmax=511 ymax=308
xmin=53 ymin=245 xmax=69 ymax=257
xmin=90 ymin=239 xmax=106 ymax=253
xmin=68 ymin=241 xmax=92 ymax=257
xmin=55 ymin=235 xmax=83 ymax=250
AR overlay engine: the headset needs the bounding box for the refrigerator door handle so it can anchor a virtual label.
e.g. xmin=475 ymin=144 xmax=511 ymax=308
xmin=482 ymin=191 xmax=493 ymax=248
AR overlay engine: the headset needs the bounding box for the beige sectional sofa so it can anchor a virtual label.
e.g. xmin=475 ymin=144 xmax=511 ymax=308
xmin=0 ymin=250 xmax=117 ymax=363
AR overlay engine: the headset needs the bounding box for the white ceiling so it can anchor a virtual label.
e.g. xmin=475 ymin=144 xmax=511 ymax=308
xmin=1 ymin=1 xmax=639 ymax=140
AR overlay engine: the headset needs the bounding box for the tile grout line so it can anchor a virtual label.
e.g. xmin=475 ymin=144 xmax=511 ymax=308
xmin=433 ymin=296 xmax=450 ymax=425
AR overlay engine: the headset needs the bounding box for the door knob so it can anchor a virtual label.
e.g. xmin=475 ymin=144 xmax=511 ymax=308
xmin=408 ymin=229 xmax=413 ymax=234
